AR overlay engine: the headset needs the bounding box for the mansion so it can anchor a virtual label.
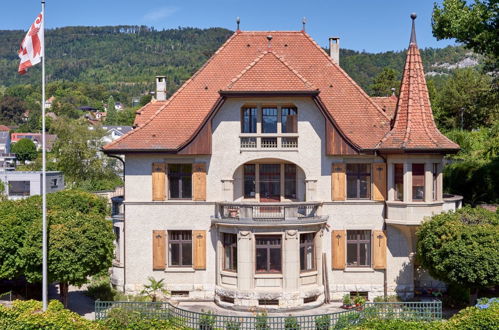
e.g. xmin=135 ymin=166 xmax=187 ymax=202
xmin=103 ymin=15 xmax=462 ymax=310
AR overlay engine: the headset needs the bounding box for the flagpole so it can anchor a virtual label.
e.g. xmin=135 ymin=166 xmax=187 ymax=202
xmin=41 ymin=0 xmax=47 ymax=312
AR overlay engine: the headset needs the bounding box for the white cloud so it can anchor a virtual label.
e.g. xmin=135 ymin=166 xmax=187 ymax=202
xmin=143 ymin=6 xmax=179 ymax=21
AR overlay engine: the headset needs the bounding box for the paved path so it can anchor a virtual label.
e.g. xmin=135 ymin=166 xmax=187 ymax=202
xmin=48 ymin=284 xmax=95 ymax=320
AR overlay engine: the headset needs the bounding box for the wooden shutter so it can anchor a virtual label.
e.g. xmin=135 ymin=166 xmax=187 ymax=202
xmin=372 ymin=230 xmax=387 ymax=270
xmin=331 ymin=230 xmax=346 ymax=269
xmin=152 ymin=162 xmax=166 ymax=201
xmin=331 ymin=163 xmax=346 ymax=201
xmin=152 ymin=230 xmax=166 ymax=270
xmin=192 ymin=163 xmax=207 ymax=201
xmin=193 ymin=230 xmax=206 ymax=270
xmin=372 ymin=163 xmax=387 ymax=201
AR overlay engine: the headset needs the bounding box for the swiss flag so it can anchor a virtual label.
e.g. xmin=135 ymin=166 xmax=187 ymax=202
xmin=18 ymin=12 xmax=43 ymax=75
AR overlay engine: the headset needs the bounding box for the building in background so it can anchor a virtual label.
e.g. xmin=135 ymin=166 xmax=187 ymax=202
xmin=0 ymin=171 xmax=64 ymax=200
xmin=10 ymin=132 xmax=57 ymax=152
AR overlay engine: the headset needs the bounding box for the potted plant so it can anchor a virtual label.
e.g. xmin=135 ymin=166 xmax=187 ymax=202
xmin=353 ymin=295 xmax=366 ymax=309
xmin=342 ymin=294 xmax=353 ymax=309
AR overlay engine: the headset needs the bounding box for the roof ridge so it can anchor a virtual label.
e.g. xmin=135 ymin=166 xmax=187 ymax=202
xmin=104 ymin=31 xmax=240 ymax=150
xmin=301 ymin=31 xmax=391 ymax=122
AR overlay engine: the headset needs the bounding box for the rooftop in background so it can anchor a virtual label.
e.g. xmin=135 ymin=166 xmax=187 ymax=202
xmin=0 ymin=125 xmax=10 ymax=131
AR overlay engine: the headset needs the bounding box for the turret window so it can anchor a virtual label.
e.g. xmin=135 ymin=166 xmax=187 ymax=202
xmin=412 ymin=164 xmax=425 ymax=201
xmin=394 ymin=164 xmax=404 ymax=201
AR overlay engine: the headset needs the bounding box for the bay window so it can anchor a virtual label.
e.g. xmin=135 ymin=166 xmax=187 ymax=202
xmin=256 ymin=235 xmax=281 ymax=273
xmin=300 ymin=233 xmax=315 ymax=271
xmin=223 ymin=233 xmax=237 ymax=272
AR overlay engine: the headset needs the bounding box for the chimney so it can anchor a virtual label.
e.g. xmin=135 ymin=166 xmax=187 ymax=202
xmin=155 ymin=76 xmax=167 ymax=101
xmin=329 ymin=37 xmax=340 ymax=65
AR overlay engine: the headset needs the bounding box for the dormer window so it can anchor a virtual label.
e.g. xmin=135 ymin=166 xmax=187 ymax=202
xmin=240 ymin=105 xmax=298 ymax=150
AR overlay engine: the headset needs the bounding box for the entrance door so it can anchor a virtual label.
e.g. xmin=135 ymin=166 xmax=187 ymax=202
xmin=259 ymin=164 xmax=281 ymax=202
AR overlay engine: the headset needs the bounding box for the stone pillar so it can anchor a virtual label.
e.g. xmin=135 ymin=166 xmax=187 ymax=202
xmin=403 ymin=162 xmax=412 ymax=202
xmin=424 ymin=162 xmax=433 ymax=203
xmin=284 ymin=230 xmax=300 ymax=291
xmin=237 ymin=231 xmax=253 ymax=291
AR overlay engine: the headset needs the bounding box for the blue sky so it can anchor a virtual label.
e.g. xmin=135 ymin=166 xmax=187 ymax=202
xmin=0 ymin=0 xmax=456 ymax=53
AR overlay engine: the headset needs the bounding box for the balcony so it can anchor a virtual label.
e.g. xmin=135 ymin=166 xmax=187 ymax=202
xmin=240 ymin=134 xmax=298 ymax=150
xmin=212 ymin=201 xmax=327 ymax=226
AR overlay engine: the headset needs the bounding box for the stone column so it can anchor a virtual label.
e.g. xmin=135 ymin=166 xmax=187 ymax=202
xmin=237 ymin=231 xmax=253 ymax=291
xmin=403 ymin=162 xmax=412 ymax=202
xmin=283 ymin=230 xmax=300 ymax=291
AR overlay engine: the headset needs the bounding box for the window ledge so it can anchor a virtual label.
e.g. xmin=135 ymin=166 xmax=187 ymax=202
xmin=344 ymin=267 xmax=375 ymax=273
xmin=165 ymin=267 xmax=195 ymax=273
xmin=220 ymin=270 xmax=238 ymax=277
xmin=300 ymin=270 xmax=318 ymax=277
xmin=254 ymin=273 xmax=283 ymax=279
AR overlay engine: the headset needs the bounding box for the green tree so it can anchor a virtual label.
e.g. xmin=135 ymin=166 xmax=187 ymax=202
xmin=369 ymin=68 xmax=399 ymax=96
xmin=51 ymin=119 xmax=122 ymax=191
xmin=416 ymin=207 xmax=499 ymax=304
xmin=11 ymin=138 xmax=37 ymax=163
xmin=139 ymin=94 xmax=152 ymax=106
xmin=432 ymin=0 xmax=498 ymax=69
xmin=434 ymin=68 xmax=497 ymax=130
xmin=0 ymin=96 xmax=26 ymax=125
xmin=106 ymin=95 xmax=117 ymax=125
xmin=115 ymin=107 xmax=137 ymax=126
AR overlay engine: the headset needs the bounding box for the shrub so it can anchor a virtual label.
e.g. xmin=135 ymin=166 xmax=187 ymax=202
xmin=442 ymin=283 xmax=469 ymax=309
xmin=255 ymin=311 xmax=269 ymax=330
xmin=314 ymin=314 xmax=330 ymax=329
xmin=225 ymin=319 xmax=241 ymax=330
xmin=199 ymin=310 xmax=216 ymax=330
xmin=334 ymin=312 xmax=360 ymax=329
xmin=442 ymin=300 xmax=499 ymax=330
xmin=350 ymin=318 xmax=438 ymax=329
xmin=284 ymin=315 xmax=300 ymax=329
xmin=86 ymin=275 xmax=117 ymax=301
xmin=342 ymin=294 xmax=352 ymax=306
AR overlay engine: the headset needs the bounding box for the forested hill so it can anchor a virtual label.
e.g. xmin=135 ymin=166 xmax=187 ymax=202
xmin=0 ymin=25 xmax=476 ymax=103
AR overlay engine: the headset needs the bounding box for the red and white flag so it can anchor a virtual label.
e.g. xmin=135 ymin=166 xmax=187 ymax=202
xmin=18 ymin=12 xmax=43 ymax=75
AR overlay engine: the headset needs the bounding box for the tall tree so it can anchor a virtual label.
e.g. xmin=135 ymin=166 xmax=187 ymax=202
xmin=106 ymin=95 xmax=117 ymax=125
xmin=432 ymin=0 xmax=498 ymax=69
xmin=11 ymin=138 xmax=37 ymax=163
xmin=51 ymin=119 xmax=121 ymax=190
xmin=369 ymin=68 xmax=400 ymax=96
xmin=434 ymin=68 xmax=497 ymax=130
xmin=0 ymin=96 xmax=26 ymax=125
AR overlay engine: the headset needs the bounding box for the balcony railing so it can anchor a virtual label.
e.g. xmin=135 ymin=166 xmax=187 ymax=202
xmin=240 ymin=134 xmax=298 ymax=150
xmin=213 ymin=201 xmax=327 ymax=225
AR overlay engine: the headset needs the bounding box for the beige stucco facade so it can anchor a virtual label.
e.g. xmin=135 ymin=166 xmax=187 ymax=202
xmin=111 ymin=96 xmax=461 ymax=310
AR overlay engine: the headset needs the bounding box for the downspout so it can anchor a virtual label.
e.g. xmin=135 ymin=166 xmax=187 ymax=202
xmin=107 ymin=154 xmax=126 ymax=293
xmin=375 ymin=150 xmax=388 ymax=298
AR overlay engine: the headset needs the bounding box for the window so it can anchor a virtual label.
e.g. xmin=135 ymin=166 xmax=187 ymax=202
xmin=394 ymin=164 xmax=404 ymax=201
xmin=8 ymin=181 xmax=30 ymax=196
xmin=346 ymin=164 xmax=371 ymax=199
xmin=113 ymin=227 xmax=120 ymax=263
xmin=281 ymin=107 xmax=297 ymax=133
xmin=432 ymin=163 xmax=439 ymax=201
xmin=262 ymin=107 xmax=278 ymax=133
xmin=243 ymin=164 xmax=256 ymax=198
xmin=300 ymin=233 xmax=315 ymax=271
xmin=346 ymin=230 xmax=371 ymax=267
xmin=284 ymin=164 xmax=297 ymax=199
xmin=168 ymin=164 xmax=192 ymax=199
xmin=169 ymin=231 xmax=192 ymax=267
xmin=412 ymin=164 xmax=425 ymax=201
xmin=241 ymin=107 xmax=257 ymax=133
xmin=255 ymin=235 xmax=281 ymax=273
xmin=223 ymin=233 xmax=237 ymax=272
xmin=259 ymin=164 xmax=281 ymax=201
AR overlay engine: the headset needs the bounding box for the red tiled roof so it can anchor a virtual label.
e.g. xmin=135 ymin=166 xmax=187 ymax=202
xmin=377 ymin=19 xmax=459 ymax=152
xmin=104 ymin=31 xmax=392 ymax=152
xmin=0 ymin=125 xmax=10 ymax=131
xmin=224 ymin=51 xmax=316 ymax=92
xmin=371 ymin=95 xmax=398 ymax=119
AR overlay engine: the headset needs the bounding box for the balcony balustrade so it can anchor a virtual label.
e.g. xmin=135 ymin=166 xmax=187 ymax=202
xmin=240 ymin=134 xmax=298 ymax=150
xmin=212 ymin=201 xmax=327 ymax=226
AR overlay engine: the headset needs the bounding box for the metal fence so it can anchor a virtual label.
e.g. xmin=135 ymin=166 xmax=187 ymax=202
xmin=95 ymin=300 xmax=442 ymax=329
